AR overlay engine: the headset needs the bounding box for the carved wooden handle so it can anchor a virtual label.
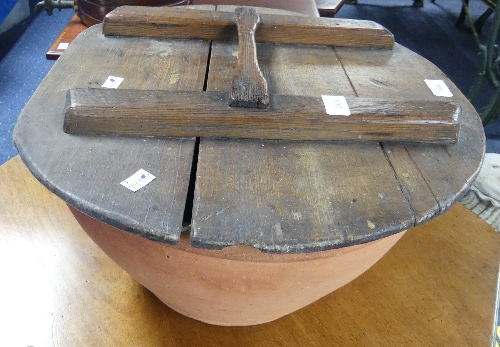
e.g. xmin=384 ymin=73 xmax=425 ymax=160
xmin=229 ymin=7 xmax=269 ymax=109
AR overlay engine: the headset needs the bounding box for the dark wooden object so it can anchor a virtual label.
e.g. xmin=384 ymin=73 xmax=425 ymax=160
xmin=1 ymin=156 xmax=499 ymax=345
xmin=193 ymin=0 xmax=320 ymax=17
xmin=47 ymin=1 xmax=321 ymax=62
xmin=229 ymin=7 xmax=269 ymax=108
xmin=46 ymin=15 xmax=87 ymax=60
xmin=66 ymin=6 xmax=458 ymax=143
xmin=13 ymin=6 xmax=485 ymax=253
xmin=74 ymin=0 xmax=191 ymax=27
xmin=64 ymin=89 xmax=460 ymax=143
xmin=316 ymin=0 xmax=347 ymax=17
xmin=103 ymin=6 xmax=394 ymax=49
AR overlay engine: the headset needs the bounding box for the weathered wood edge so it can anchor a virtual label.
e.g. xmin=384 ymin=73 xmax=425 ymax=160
xmin=410 ymin=97 xmax=485 ymax=217
xmin=12 ymin=23 xmax=208 ymax=246
xmin=382 ymin=139 xmax=484 ymax=226
xmin=13 ymin=143 xmax=195 ymax=246
xmin=385 ymin=78 xmax=485 ymax=225
xmin=189 ymin=141 xmax=416 ymax=254
xmin=189 ymin=226 xmax=413 ymax=254
xmin=103 ymin=6 xmax=394 ymax=49
xmin=380 ymin=144 xmax=442 ymax=225
xmin=332 ymin=44 xmax=485 ymax=227
xmin=64 ymin=89 xmax=459 ymax=143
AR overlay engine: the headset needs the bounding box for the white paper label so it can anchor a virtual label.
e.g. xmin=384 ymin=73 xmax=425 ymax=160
xmin=321 ymin=95 xmax=351 ymax=116
xmin=102 ymin=76 xmax=124 ymax=89
xmin=120 ymin=169 xmax=156 ymax=192
xmin=424 ymin=79 xmax=453 ymax=97
xmin=57 ymin=42 xmax=69 ymax=50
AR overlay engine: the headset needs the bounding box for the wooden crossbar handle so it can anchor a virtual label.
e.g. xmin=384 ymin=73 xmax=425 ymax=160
xmin=102 ymin=6 xmax=394 ymax=49
xmin=229 ymin=7 xmax=269 ymax=109
xmin=64 ymin=89 xmax=460 ymax=143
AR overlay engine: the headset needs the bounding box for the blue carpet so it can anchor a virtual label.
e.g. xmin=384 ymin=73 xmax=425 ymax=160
xmin=0 ymin=9 xmax=74 ymax=164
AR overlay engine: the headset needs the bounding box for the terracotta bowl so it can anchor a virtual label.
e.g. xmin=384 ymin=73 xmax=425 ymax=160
xmin=69 ymin=206 xmax=405 ymax=326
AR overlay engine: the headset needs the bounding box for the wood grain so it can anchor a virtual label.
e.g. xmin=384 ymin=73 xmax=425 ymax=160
xmin=13 ymin=15 xmax=214 ymax=244
xmin=335 ymin=45 xmax=486 ymax=221
xmin=229 ymin=7 xmax=269 ymax=108
xmin=75 ymin=0 xmax=191 ymax=26
xmin=64 ymin=88 xmax=459 ymax=143
xmin=191 ymin=14 xmax=415 ymax=252
xmin=103 ymin=6 xmax=395 ymax=49
xmin=1 ymin=156 xmax=498 ymax=346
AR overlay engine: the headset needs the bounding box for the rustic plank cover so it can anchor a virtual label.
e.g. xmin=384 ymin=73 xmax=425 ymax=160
xmin=103 ymin=6 xmax=394 ymax=49
xmin=13 ymin=7 xmax=215 ymax=244
xmin=63 ymin=89 xmax=460 ymax=143
xmin=13 ymin=5 xmax=484 ymax=253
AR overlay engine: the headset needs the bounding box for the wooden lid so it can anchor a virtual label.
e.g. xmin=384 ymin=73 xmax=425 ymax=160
xmin=13 ymin=6 xmax=485 ymax=253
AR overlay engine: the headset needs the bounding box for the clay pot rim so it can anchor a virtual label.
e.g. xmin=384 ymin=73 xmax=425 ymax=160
xmin=172 ymin=229 xmax=407 ymax=263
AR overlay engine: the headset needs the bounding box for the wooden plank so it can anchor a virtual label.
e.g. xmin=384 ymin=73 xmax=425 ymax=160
xmin=103 ymin=5 xmax=394 ymax=49
xmin=229 ymin=7 xmax=270 ymax=108
xmin=382 ymin=145 xmax=442 ymax=224
xmin=13 ymin=12 xmax=215 ymax=245
xmin=335 ymin=45 xmax=485 ymax=222
xmin=190 ymin=8 xmax=414 ymax=252
xmin=46 ymin=15 xmax=87 ymax=60
xmin=63 ymin=89 xmax=460 ymax=143
xmin=2 ymin=155 xmax=498 ymax=345
xmin=192 ymin=0 xmax=321 ymax=17
xmin=316 ymin=0 xmax=347 ymax=16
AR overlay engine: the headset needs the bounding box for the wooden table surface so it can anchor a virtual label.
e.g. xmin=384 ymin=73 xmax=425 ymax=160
xmin=1 ymin=155 xmax=499 ymax=346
